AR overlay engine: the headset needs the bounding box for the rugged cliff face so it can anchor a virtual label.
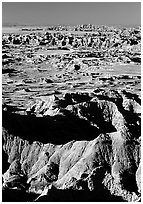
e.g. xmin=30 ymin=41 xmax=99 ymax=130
xmin=2 ymin=89 xmax=141 ymax=202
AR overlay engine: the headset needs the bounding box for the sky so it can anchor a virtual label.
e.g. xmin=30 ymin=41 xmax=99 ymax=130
xmin=2 ymin=2 xmax=141 ymax=26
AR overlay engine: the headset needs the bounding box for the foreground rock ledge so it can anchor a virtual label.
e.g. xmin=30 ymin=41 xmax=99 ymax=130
xmin=2 ymin=90 xmax=141 ymax=202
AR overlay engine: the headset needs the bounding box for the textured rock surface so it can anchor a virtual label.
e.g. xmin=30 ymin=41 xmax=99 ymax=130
xmin=2 ymin=89 xmax=141 ymax=201
xmin=136 ymin=162 xmax=141 ymax=193
xmin=2 ymin=25 xmax=141 ymax=202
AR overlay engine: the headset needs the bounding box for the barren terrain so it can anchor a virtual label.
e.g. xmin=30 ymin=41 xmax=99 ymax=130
xmin=2 ymin=24 xmax=141 ymax=202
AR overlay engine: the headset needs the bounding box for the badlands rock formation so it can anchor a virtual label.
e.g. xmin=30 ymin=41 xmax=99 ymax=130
xmin=2 ymin=25 xmax=141 ymax=202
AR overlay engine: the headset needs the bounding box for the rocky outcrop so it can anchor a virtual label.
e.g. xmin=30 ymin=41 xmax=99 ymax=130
xmin=2 ymin=24 xmax=141 ymax=201
xmin=2 ymin=89 xmax=141 ymax=201
xmin=136 ymin=162 xmax=141 ymax=193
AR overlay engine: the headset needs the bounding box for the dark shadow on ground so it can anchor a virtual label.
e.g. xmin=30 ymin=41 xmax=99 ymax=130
xmin=2 ymin=187 xmax=125 ymax=202
xmin=2 ymin=189 xmax=38 ymax=202
xmin=2 ymin=109 xmax=116 ymax=145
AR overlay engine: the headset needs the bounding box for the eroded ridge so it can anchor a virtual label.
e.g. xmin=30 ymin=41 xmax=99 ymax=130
xmin=2 ymin=24 xmax=141 ymax=202
xmin=2 ymin=89 xmax=141 ymax=202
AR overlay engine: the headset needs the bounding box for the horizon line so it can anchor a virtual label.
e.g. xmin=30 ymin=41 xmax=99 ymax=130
xmin=2 ymin=23 xmax=141 ymax=28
